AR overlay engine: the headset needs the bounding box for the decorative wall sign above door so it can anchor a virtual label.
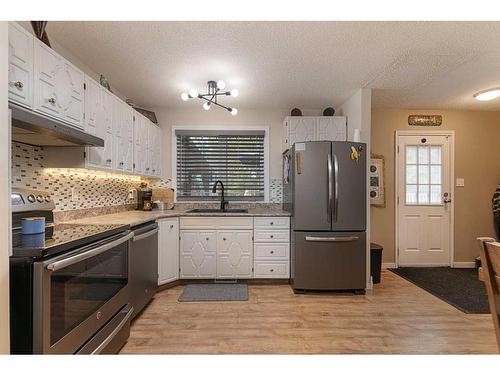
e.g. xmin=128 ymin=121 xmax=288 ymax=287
xmin=408 ymin=115 xmax=443 ymax=126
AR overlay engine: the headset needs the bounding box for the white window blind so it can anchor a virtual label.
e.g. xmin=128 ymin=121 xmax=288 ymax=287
xmin=176 ymin=130 xmax=265 ymax=201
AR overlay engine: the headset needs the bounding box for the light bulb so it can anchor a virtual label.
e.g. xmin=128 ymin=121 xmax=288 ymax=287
xmin=203 ymin=102 xmax=211 ymax=110
xmin=474 ymin=88 xmax=500 ymax=101
xmin=217 ymin=80 xmax=226 ymax=90
xmin=230 ymin=108 xmax=238 ymax=116
xmin=230 ymin=89 xmax=239 ymax=97
xmin=181 ymin=92 xmax=189 ymax=101
xmin=189 ymin=89 xmax=199 ymax=98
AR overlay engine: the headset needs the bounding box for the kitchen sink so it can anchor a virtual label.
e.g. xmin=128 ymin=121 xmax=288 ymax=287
xmin=186 ymin=208 xmax=249 ymax=213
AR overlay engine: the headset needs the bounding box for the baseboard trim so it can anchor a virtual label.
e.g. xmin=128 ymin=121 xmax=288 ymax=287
xmin=452 ymin=262 xmax=476 ymax=268
xmin=382 ymin=262 xmax=396 ymax=269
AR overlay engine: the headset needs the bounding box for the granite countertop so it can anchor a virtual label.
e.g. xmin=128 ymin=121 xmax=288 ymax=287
xmin=62 ymin=206 xmax=291 ymax=227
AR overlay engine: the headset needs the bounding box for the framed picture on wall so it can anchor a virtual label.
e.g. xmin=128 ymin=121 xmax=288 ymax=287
xmin=370 ymin=154 xmax=385 ymax=207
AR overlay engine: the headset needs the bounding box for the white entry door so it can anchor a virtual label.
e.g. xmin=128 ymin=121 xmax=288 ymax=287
xmin=396 ymin=133 xmax=453 ymax=266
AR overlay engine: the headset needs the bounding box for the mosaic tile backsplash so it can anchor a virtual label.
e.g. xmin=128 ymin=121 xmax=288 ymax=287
xmin=11 ymin=142 xmax=143 ymax=211
xmin=11 ymin=142 xmax=284 ymax=212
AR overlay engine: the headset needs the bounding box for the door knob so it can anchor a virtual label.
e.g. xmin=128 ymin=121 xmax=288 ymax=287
xmin=443 ymin=192 xmax=452 ymax=204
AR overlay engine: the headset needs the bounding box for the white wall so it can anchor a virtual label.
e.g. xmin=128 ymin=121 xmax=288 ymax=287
xmin=152 ymin=107 xmax=322 ymax=181
xmin=0 ymin=21 xmax=11 ymax=354
xmin=337 ymin=88 xmax=372 ymax=288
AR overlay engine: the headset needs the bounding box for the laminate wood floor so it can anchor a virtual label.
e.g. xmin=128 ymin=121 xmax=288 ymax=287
xmin=120 ymin=271 xmax=498 ymax=354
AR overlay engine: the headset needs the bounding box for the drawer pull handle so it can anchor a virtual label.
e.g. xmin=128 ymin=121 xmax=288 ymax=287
xmin=48 ymin=97 xmax=56 ymax=105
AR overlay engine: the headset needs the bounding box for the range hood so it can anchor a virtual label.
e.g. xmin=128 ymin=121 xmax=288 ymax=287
xmin=10 ymin=104 xmax=104 ymax=147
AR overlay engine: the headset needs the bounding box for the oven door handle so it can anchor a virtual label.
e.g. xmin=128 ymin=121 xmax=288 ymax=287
xmin=132 ymin=228 xmax=159 ymax=242
xmin=46 ymin=231 xmax=134 ymax=272
xmin=91 ymin=306 xmax=134 ymax=355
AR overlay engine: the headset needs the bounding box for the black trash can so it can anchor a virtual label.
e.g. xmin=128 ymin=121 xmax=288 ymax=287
xmin=370 ymin=242 xmax=383 ymax=284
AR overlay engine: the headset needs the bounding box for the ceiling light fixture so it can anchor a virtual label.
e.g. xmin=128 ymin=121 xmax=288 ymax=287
xmin=474 ymin=88 xmax=500 ymax=101
xmin=180 ymin=80 xmax=238 ymax=115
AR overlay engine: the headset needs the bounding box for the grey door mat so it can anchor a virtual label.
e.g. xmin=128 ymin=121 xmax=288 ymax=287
xmin=178 ymin=283 xmax=249 ymax=302
xmin=390 ymin=267 xmax=489 ymax=314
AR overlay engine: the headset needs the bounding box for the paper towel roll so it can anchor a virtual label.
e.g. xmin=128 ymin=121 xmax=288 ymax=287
xmin=353 ymin=129 xmax=361 ymax=142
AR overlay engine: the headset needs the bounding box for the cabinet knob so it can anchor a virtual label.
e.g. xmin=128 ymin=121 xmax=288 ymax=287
xmin=270 ymin=235 xmax=274 ymax=238
xmin=270 ymin=222 xmax=274 ymax=225
xmin=206 ymin=237 xmax=209 ymax=241
xmin=170 ymin=224 xmax=174 ymax=229
xmin=270 ymin=250 xmax=274 ymax=254
xmin=106 ymin=159 xmax=112 ymax=163
xmin=223 ymin=238 xmax=226 ymax=241
xmin=12 ymin=81 xmax=23 ymax=89
xmin=48 ymin=97 xmax=56 ymax=105
xmin=119 ymin=161 xmax=124 ymax=165
xmin=270 ymin=269 xmax=274 ymax=272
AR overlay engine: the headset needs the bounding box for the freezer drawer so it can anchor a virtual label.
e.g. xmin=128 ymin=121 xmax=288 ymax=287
xmin=292 ymin=231 xmax=366 ymax=291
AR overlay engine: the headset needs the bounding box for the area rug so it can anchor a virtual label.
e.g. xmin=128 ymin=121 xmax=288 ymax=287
xmin=178 ymin=283 xmax=249 ymax=302
xmin=390 ymin=267 xmax=489 ymax=314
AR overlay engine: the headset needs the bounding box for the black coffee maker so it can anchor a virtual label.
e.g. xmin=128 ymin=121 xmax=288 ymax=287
xmin=137 ymin=187 xmax=153 ymax=211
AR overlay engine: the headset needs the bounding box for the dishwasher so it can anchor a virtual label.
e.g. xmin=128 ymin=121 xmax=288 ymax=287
xmin=130 ymin=221 xmax=159 ymax=319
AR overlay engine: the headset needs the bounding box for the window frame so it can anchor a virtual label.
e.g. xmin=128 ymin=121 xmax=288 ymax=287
xmin=172 ymin=125 xmax=270 ymax=203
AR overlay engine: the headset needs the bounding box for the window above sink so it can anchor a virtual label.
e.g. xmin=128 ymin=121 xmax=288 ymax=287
xmin=173 ymin=127 xmax=269 ymax=202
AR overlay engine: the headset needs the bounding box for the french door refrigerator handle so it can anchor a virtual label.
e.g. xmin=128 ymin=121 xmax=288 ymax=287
xmin=327 ymin=153 xmax=333 ymax=222
xmin=333 ymin=154 xmax=339 ymax=222
xmin=305 ymin=236 xmax=359 ymax=242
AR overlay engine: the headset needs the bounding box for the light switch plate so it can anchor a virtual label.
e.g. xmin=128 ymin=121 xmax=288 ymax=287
xmin=456 ymin=178 xmax=465 ymax=187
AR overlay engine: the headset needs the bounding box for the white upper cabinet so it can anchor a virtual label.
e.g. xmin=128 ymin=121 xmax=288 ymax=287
xmin=317 ymin=117 xmax=347 ymax=141
xmin=8 ymin=22 xmax=34 ymax=108
xmin=34 ymin=39 xmax=84 ymax=128
xmin=84 ymin=76 xmax=108 ymax=169
xmin=132 ymin=113 xmax=161 ymax=178
xmin=283 ymin=116 xmax=347 ymax=150
xmin=286 ymin=117 xmax=316 ymax=147
xmin=112 ymin=97 xmax=134 ymax=173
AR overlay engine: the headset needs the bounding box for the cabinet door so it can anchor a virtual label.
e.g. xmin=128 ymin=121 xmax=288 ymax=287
xmin=144 ymin=121 xmax=153 ymax=176
xmin=8 ymin=22 xmax=33 ymax=108
xmin=112 ymin=97 xmax=126 ymax=171
xmin=158 ymin=219 xmax=180 ymax=285
xmin=84 ymin=77 xmax=106 ymax=168
xmin=317 ymin=117 xmax=347 ymax=141
xmin=286 ymin=117 xmax=316 ymax=147
xmin=180 ymin=230 xmax=217 ymax=278
xmin=123 ymin=106 xmax=134 ymax=173
xmin=151 ymin=125 xmax=162 ymax=177
xmin=217 ymin=230 xmax=253 ymax=278
xmin=133 ymin=114 xmax=145 ymax=175
xmin=34 ymin=40 xmax=84 ymax=128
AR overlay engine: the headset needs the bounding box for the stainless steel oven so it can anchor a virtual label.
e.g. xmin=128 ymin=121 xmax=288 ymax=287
xmin=32 ymin=231 xmax=134 ymax=354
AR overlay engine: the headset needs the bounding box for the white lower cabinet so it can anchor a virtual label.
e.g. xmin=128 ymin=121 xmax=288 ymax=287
xmin=158 ymin=218 xmax=179 ymax=285
xmin=217 ymin=230 xmax=253 ymax=279
xmin=254 ymin=217 xmax=290 ymax=279
xmin=180 ymin=230 xmax=217 ymax=278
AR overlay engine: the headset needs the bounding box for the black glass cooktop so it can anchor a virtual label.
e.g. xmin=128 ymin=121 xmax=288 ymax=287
xmin=11 ymin=223 xmax=130 ymax=259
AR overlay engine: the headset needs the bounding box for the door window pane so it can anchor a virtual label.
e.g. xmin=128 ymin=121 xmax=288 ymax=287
xmin=405 ymin=144 xmax=443 ymax=205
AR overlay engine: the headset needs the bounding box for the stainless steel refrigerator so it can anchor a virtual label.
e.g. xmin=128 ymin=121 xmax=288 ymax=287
xmin=283 ymin=141 xmax=367 ymax=293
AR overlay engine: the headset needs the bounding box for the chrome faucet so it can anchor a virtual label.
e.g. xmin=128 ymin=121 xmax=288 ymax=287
xmin=212 ymin=180 xmax=228 ymax=211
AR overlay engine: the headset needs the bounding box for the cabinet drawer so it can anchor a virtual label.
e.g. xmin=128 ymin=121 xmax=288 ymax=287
xmin=254 ymin=229 xmax=290 ymax=243
xmin=254 ymin=261 xmax=289 ymax=278
xmin=254 ymin=217 xmax=290 ymax=229
xmin=254 ymin=243 xmax=289 ymax=259
xmin=180 ymin=216 xmax=253 ymax=230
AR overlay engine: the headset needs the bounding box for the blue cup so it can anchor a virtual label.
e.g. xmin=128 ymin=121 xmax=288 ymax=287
xmin=21 ymin=217 xmax=46 ymax=235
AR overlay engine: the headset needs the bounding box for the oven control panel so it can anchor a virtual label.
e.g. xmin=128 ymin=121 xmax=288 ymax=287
xmin=11 ymin=188 xmax=55 ymax=213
